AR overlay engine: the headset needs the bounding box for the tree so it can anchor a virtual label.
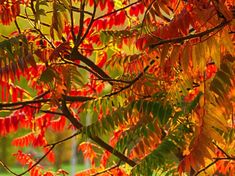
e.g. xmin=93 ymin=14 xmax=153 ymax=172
xmin=0 ymin=0 xmax=234 ymax=175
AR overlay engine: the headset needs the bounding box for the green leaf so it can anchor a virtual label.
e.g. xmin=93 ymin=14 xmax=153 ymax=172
xmin=220 ymin=63 xmax=233 ymax=76
xmin=141 ymin=126 xmax=148 ymax=137
xmin=210 ymin=85 xmax=224 ymax=97
xmin=211 ymin=78 xmax=225 ymax=94
xmin=135 ymin=100 xmax=143 ymax=111
xmin=224 ymin=54 xmax=235 ymax=62
xmin=216 ymin=70 xmax=231 ymax=86
xmin=106 ymin=115 xmax=115 ymax=129
xmin=152 ymin=102 xmax=160 ymax=117
xmin=162 ymin=104 xmax=172 ymax=124
xmin=60 ymin=0 xmax=70 ymax=9
xmin=158 ymin=103 xmax=164 ymax=125
xmin=100 ymin=32 xmax=110 ymax=45
xmin=39 ymin=68 xmax=57 ymax=83
xmin=187 ymin=92 xmax=203 ymax=113
xmin=148 ymin=123 xmax=155 ymax=132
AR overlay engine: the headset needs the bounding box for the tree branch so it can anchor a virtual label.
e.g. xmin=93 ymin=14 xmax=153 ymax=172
xmin=91 ymin=161 xmax=121 ymax=176
xmin=78 ymin=0 xmax=97 ymax=46
xmin=17 ymin=146 xmax=55 ymax=176
xmin=60 ymin=99 xmax=136 ymax=167
xmin=194 ymin=142 xmax=235 ymax=176
xmin=45 ymin=131 xmax=80 ymax=147
xmin=0 ymin=146 xmax=55 ymax=176
xmin=75 ymin=1 xmax=85 ymax=45
xmin=18 ymin=15 xmax=50 ymax=27
xmin=69 ymin=0 xmax=76 ymax=41
xmin=14 ymin=19 xmax=21 ymax=34
xmin=94 ymin=0 xmax=141 ymax=21
xmin=194 ymin=157 xmax=235 ymax=176
xmin=0 ymin=95 xmax=94 ymax=109
xmin=213 ymin=142 xmax=231 ymax=158
xmin=149 ymin=20 xmax=230 ymax=48
xmin=70 ymin=51 xmax=113 ymax=84
xmin=0 ymin=160 xmax=18 ymax=176
xmin=105 ymin=60 xmax=155 ymax=97
xmin=39 ymin=110 xmax=64 ymax=116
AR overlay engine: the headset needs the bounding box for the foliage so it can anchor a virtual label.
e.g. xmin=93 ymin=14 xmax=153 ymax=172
xmin=0 ymin=0 xmax=235 ymax=175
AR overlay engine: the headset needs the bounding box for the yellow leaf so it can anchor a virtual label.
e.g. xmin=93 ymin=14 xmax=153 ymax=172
xmin=192 ymin=149 xmax=205 ymax=169
xmin=213 ymin=0 xmax=233 ymax=21
xmin=221 ymin=31 xmax=234 ymax=55
xmin=204 ymin=159 xmax=217 ymax=175
xmin=182 ymin=44 xmax=190 ymax=72
xmin=198 ymin=42 xmax=206 ymax=72
xmin=209 ymin=37 xmax=220 ymax=67
xmin=60 ymin=0 xmax=70 ymax=9
xmin=209 ymin=106 xmax=227 ymax=123
xmin=201 ymin=41 xmax=210 ymax=59
xmin=153 ymin=3 xmax=163 ymax=19
xmin=170 ymin=45 xmax=180 ymax=65
xmin=204 ymin=116 xmax=226 ymax=131
xmin=203 ymin=124 xmax=224 ymax=142
xmin=160 ymin=44 xmax=170 ymax=66
xmin=139 ymin=141 xmax=145 ymax=155
xmin=194 ymin=43 xmax=204 ymax=71
xmin=192 ymin=45 xmax=198 ymax=70
xmin=158 ymin=1 xmax=171 ymax=16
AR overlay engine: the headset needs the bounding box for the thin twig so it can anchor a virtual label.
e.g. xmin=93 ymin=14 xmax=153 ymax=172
xmin=149 ymin=20 xmax=230 ymax=48
xmin=75 ymin=1 xmax=85 ymax=45
xmin=45 ymin=132 xmax=80 ymax=147
xmin=0 ymin=145 xmax=55 ymax=176
xmin=105 ymin=60 xmax=155 ymax=97
xmin=24 ymin=8 xmax=55 ymax=49
xmin=78 ymin=44 xmax=109 ymax=51
xmin=78 ymin=0 xmax=97 ymax=46
xmin=213 ymin=142 xmax=230 ymax=158
xmin=91 ymin=162 xmax=121 ymax=176
xmin=0 ymin=105 xmax=24 ymax=111
xmin=94 ymin=78 xmax=131 ymax=84
xmin=14 ymin=19 xmax=21 ymax=34
xmin=194 ymin=157 xmax=235 ymax=176
xmin=17 ymin=145 xmax=55 ymax=176
xmin=0 ymin=95 xmax=94 ymax=109
xmin=62 ymin=58 xmax=102 ymax=79
xmin=18 ymin=15 xmax=50 ymax=27
xmin=70 ymin=51 xmax=113 ymax=85
xmin=34 ymin=90 xmax=50 ymax=100
xmin=0 ymin=91 xmax=49 ymax=110
xmin=0 ymin=160 xmax=18 ymax=176
xmin=71 ymin=6 xmax=93 ymax=16
xmin=0 ymin=34 xmax=9 ymax=39
xmin=64 ymin=58 xmax=130 ymax=84
xmin=40 ymin=110 xmax=64 ymax=116
xmin=61 ymin=99 xmax=136 ymax=167
xmin=69 ymin=0 xmax=76 ymax=41
xmin=57 ymin=1 xmax=93 ymax=16
xmin=94 ymin=0 xmax=141 ymax=21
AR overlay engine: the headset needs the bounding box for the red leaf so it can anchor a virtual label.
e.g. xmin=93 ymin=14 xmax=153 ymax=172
xmin=136 ymin=38 xmax=147 ymax=50
xmin=56 ymin=169 xmax=69 ymax=175
xmin=44 ymin=147 xmax=55 ymax=163
xmin=4 ymin=117 xmax=10 ymax=133
xmin=43 ymin=172 xmax=54 ymax=176
xmin=97 ymin=52 xmax=107 ymax=68
xmin=78 ymin=142 xmax=97 ymax=166
xmin=51 ymin=116 xmax=66 ymax=131
xmin=12 ymin=132 xmax=35 ymax=147
xmin=75 ymin=169 xmax=97 ymax=176
xmin=107 ymin=0 xmax=114 ymax=12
